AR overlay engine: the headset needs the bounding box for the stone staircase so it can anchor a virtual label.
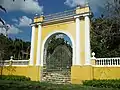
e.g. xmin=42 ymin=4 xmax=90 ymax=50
xmin=42 ymin=71 xmax=71 ymax=84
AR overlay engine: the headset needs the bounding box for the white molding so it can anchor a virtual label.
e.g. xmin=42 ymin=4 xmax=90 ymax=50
xmin=75 ymin=17 xmax=81 ymax=65
xmin=36 ymin=23 xmax=42 ymax=25
xmin=74 ymin=13 xmax=90 ymax=18
xmin=30 ymin=23 xmax=36 ymax=26
xmin=0 ymin=65 xmax=29 ymax=67
xmin=36 ymin=24 xmax=42 ymax=66
xmin=41 ymin=30 xmax=75 ymax=66
xmin=12 ymin=60 xmax=29 ymax=61
xmin=92 ymin=65 xmax=120 ymax=67
xmin=0 ymin=60 xmax=29 ymax=62
xmin=11 ymin=65 xmax=29 ymax=67
xmin=85 ymin=15 xmax=91 ymax=65
xmin=29 ymin=26 xmax=36 ymax=66
xmin=96 ymin=57 xmax=120 ymax=60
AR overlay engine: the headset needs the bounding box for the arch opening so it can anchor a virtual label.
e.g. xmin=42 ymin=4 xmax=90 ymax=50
xmin=41 ymin=32 xmax=74 ymax=84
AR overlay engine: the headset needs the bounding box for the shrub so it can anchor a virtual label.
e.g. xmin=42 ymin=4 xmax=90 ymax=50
xmin=83 ymin=79 xmax=120 ymax=89
xmin=0 ymin=75 xmax=31 ymax=81
xmin=0 ymin=80 xmax=114 ymax=90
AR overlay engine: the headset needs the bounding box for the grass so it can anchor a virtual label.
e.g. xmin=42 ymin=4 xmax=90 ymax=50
xmin=0 ymin=80 xmax=119 ymax=90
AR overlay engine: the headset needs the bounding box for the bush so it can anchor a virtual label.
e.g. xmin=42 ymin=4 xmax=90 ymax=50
xmin=0 ymin=75 xmax=31 ymax=81
xmin=83 ymin=79 xmax=120 ymax=89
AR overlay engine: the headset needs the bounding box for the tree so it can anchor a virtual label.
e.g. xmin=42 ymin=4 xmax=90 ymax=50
xmin=0 ymin=34 xmax=30 ymax=60
xmin=0 ymin=0 xmax=27 ymax=60
xmin=91 ymin=0 xmax=120 ymax=57
xmin=47 ymin=35 xmax=72 ymax=56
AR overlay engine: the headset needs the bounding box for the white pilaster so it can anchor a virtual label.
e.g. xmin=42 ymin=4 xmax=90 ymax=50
xmin=36 ymin=24 xmax=42 ymax=66
xmin=85 ymin=15 xmax=91 ymax=65
xmin=75 ymin=17 xmax=81 ymax=65
xmin=29 ymin=25 xmax=36 ymax=65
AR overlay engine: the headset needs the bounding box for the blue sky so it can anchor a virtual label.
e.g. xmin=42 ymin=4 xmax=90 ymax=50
xmin=0 ymin=0 xmax=111 ymax=42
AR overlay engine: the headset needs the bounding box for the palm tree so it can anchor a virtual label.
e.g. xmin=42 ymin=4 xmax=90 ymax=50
xmin=0 ymin=5 xmax=6 ymax=24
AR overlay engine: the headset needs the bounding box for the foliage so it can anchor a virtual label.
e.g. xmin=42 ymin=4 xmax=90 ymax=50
xmin=0 ymin=0 xmax=28 ymax=60
xmin=47 ymin=35 xmax=72 ymax=55
xmin=0 ymin=75 xmax=30 ymax=81
xmin=91 ymin=0 xmax=120 ymax=58
xmin=0 ymin=34 xmax=30 ymax=60
xmin=83 ymin=79 xmax=120 ymax=89
xmin=91 ymin=17 xmax=120 ymax=57
xmin=0 ymin=80 xmax=115 ymax=90
xmin=44 ymin=34 xmax=73 ymax=72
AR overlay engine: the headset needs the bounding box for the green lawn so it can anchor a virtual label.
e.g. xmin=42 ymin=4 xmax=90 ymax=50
xmin=0 ymin=80 xmax=118 ymax=90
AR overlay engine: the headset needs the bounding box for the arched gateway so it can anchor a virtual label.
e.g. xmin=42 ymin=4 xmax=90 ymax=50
xmin=42 ymin=32 xmax=73 ymax=84
xmin=30 ymin=5 xmax=91 ymax=84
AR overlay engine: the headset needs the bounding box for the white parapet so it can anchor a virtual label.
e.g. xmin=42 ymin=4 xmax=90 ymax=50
xmin=0 ymin=60 xmax=29 ymax=66
xmin=95 ymin=58 xmax=120 ymax=66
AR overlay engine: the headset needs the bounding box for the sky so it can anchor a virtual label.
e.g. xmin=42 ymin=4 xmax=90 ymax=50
xmin=0 ymin=0 xmax=112 ymax=42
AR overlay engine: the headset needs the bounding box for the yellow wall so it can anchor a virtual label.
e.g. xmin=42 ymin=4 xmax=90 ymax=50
xmin=0 ymin=66 xmax=42 ymax=81
xmin=71 ymin=65 xmax=120 ymax=84
xmin=39 ymin=19 xmax=86 ymax=65
xmin=42 ymin=21 xmax=76 ymax=42
xmin=76 ymin=6 xmax=90 ymax=14
xmin=71 ymin=65 xmax=93 ymax=84
xmin=1 ymin=65 xmax=120 ymax=83
xmin=93 ymin=67 xmax=120 ymax=80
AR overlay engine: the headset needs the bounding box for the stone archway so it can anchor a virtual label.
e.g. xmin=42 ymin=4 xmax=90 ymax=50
xmin=41 ymin=32 xmax=74 ymax=84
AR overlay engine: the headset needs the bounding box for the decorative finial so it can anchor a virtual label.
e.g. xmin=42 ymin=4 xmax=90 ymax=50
xmin=41 ymin=12 xmax=44 ymax=15
xmin=91 ymin=52 xmax=96 ymax=59
xmin=10 ymin=56 xmax=13 ymax=60
xmin=85 ymin=0 xmax=89 ymax=6
xmin=35 ymin=13 xmax=39 ymax=18
xmin=35 ymin=13 xmax=38 ymax=16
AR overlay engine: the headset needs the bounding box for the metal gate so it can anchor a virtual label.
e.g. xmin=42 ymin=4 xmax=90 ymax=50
xmin=42 ymin=45 xmax=72 ymax=84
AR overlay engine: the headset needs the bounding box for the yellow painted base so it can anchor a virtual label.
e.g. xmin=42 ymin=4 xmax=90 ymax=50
xmin=0 ymin=66 xmax=42 ymax=81
xmin=71 ymin=65 xmax=93 ymax=84
xmin=93 ymin=67 xmax=120 ymax=80
xmin=1 ymin=65 xmax=120 ymax=84
xmin=71 ymin=65 xmax=120 ymax=84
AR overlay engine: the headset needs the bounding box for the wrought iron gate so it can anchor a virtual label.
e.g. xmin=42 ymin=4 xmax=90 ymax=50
xmin=42 ymin=45 xmax=72 ymax=84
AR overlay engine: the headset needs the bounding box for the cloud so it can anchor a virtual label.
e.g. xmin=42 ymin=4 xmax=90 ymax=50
xmin=12 ymin=19 xmax=18 ymax=22
xmin=56 ymin=34 xmax=64 ymax=39
xmin=64 ymin=0 xmax=113 ymax=13
xmin=0 ymin=0 xmax=43 ymax=14
xmin=64 ymin=0 xmax=85 ymax=7
xmin=0 ymin=22 xmax=22 ymax=35
xmin=8 ymin=25 xmax=22 ymax=34
xmin=17 ymin=16 xmax=32 ymax=27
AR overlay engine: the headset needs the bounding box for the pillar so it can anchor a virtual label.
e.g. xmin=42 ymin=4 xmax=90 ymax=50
xmin=85 ymin=15 xmax=91 ymax=65
xmin=75 ymin=16 xmax=81 ymax=65
xmin=36 ymin=23 xmax=42 ymax=66
xmin=29 ymin=25 xmax=36 ymax=65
